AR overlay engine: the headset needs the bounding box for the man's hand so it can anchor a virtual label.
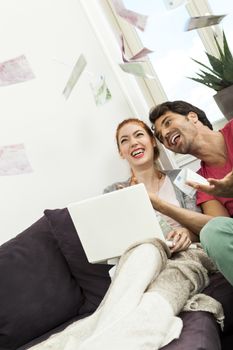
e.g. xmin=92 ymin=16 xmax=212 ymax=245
xmin=186 ymin=170 xmax=233 ymax=198
xmin=148 ymin=192 xmax=162 ymax=211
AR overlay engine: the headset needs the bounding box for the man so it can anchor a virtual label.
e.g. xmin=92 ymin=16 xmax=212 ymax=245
xmin=149 ymin=100 xmax=233 ymax=285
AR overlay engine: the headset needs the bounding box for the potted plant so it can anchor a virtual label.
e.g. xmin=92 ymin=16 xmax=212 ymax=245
xmin=189 ymin=31 xmax=233 ymax=120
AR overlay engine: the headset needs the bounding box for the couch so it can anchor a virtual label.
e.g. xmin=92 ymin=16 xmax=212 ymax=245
xmin=1 ymin=208 xmax=233 ymax=350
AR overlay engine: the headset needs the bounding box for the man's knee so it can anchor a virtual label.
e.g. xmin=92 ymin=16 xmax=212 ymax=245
xmin=200 ymin=217 xmax=233 ymax=285
xmin=200 ymin=217 xmax=222 ymax=252
xmin=201 ymin=216 xmax=233 ymax=250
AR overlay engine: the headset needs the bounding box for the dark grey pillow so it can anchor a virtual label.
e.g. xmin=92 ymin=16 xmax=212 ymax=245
xmin=0 ymin=215 xmax=83 ymax=350
xmin=44 ymin=208 xmax=112 ymax=314
xmin=160 ymin=311 xmax=221 ymax=350
xmin=202 ymin=272 xmax=233 ymax=334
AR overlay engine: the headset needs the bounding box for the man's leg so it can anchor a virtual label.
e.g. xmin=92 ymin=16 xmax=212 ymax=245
xmin=200 ymin=217 xmax=233 ymax=286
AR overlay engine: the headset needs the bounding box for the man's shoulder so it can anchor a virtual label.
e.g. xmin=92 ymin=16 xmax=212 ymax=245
xmin=221 ymin=119 xmax=233 ymax=134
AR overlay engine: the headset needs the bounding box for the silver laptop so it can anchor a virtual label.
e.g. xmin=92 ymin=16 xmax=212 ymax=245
xmin=67 ymin=183 xmax=164 ymax=263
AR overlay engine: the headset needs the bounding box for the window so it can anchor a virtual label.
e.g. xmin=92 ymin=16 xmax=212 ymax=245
xmin=100 ymin=0 xmax=232 ymax=169
xmin=210 ymin=0 xmax=233 ymax=48
xmin=123 ymin=0 xmax=227 ymax=124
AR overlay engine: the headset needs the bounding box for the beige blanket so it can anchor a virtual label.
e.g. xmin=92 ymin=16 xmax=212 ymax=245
xmin=29 ymin=239 xmax=224 ymax=350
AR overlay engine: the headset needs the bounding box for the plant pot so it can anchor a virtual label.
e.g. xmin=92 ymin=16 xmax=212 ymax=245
xmin=213 ymin=85 xmax=233 ymax=120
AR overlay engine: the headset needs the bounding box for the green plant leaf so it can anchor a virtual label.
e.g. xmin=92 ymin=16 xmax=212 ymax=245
xmin=198 ymin=70 xmax=224 ymax=87
xmin=214 ymin=34 xmax=224 ymax=61
xmin=222 ymin=63 xmax=233 ymax=84
xmin=191 ymin=58 xmax=220 ymax=76
xmin=188 ymin=76 xmax=223 ymax=91
xmin=198 ymin=70 xmax=221 ymax=82
xmin=223 ymin=31 xmax=233 ymax=61
xmin=206 ymin=53 xmax=223 ymax=77
xmin=189 ymin=31 xmax=233 ymax=91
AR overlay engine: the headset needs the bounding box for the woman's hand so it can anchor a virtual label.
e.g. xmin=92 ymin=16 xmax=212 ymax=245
xmin=166 ymin=227 xmax=192 ymax=253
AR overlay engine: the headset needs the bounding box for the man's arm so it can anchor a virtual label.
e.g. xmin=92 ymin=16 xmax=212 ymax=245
xmin=201 ymin=199 xmax=230 ymax=216
xmin=149 ymin=193 xmax=213 ymax=235
xmin=187 ymin=170 xmax=233 ymax=198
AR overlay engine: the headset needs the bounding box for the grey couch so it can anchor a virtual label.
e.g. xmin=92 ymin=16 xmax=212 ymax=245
xmin=1 ymin=208 xmax=233 ymax=350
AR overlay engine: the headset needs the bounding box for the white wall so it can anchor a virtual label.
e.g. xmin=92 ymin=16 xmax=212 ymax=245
xmin=0 ymin=0 xmax=149 ymax=243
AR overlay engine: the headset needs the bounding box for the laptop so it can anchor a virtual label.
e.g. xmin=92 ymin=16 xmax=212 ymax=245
xmin=67 ymin=183 xmax=165 ymax=263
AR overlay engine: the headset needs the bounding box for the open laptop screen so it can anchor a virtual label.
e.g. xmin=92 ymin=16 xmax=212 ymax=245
xmin=68 ymin=183 xmax=164 ymax=263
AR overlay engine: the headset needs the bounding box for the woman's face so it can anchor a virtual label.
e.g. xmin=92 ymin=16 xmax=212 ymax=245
xmin=117 ymin=122 xmax=156 ymax=168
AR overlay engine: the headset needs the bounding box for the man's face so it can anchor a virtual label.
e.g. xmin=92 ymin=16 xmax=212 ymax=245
xmin=153 ymin=111 xmax=198 ymax=154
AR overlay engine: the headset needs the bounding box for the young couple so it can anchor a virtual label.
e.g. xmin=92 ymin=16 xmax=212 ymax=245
xmin=30 ymin=115 xmax=231 ymax=350
xmin=100 ymin=116 xmax=231 ymax=350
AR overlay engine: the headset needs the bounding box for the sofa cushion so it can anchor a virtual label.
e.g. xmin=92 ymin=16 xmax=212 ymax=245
xmin=0 ymin=215 xmax=83 ymax=350
xmin=44 ymin=208 xmax=112 ymax=314
xmin=161 ymin=310 xmax=221 ymax=350
xmin=202 ymin=272 xmax=233 ymax=334
xmin=16 ymin=314 xmax=88 ymax=350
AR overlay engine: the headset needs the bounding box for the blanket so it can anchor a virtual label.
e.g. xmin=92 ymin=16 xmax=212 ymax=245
xmin=29 ymin=239 xmax=224 ymax=350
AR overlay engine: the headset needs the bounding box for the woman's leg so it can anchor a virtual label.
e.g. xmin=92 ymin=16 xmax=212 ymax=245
xmin=200 ymin=217 xmax=233 ymax=286
xmin=79 ymin=243 xmax=170 ymax=350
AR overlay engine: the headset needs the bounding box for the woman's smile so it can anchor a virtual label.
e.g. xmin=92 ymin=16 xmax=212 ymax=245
xmin=131 ymin=148 xmax=145 ymax=158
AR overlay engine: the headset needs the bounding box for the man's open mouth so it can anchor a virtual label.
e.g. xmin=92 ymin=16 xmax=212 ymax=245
xmin=168 ymin=132 xmax=180 ymax=147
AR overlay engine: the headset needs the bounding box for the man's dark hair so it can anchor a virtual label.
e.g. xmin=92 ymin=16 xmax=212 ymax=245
xmin=149 ymin=100 xmax=213 ymax=130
